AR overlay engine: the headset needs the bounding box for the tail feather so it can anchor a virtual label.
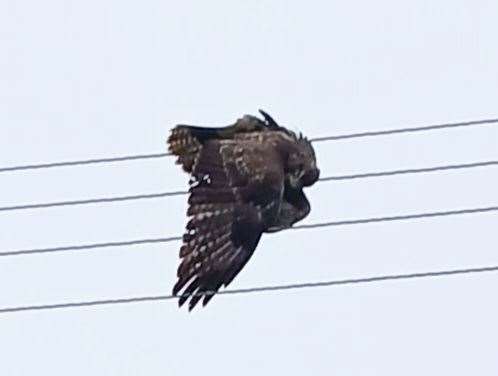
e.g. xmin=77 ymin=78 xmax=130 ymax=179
xmin=167 ymin=125 xmax=226 ymax=173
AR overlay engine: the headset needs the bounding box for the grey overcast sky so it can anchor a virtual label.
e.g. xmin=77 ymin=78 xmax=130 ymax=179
xmin=1 ymin=1 xmax=497 ymax=375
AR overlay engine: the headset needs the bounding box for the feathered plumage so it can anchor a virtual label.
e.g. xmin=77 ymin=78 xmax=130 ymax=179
xmin=168 ymin=110 xmax=320 ymax=310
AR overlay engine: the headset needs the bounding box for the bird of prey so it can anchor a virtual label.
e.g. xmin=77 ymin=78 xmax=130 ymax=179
xmin=168 ymin=110 xmax=320 ymax=310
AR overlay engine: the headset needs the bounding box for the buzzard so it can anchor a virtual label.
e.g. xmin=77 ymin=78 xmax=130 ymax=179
xmin=168 ymin=110 xmax=320 ymax=310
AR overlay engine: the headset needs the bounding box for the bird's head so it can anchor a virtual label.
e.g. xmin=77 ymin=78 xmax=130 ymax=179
xmin=257 ymin=110 xmax=320 ymax=188
xmin=287 ymin=134 xmax=320 ymax=188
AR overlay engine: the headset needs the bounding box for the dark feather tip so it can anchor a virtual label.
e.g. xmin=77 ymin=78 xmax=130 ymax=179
xmin=258 ymin=109 xmax=280 ymax=129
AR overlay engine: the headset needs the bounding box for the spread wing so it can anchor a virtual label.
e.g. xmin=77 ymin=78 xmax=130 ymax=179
xmin=172 ymin=139 xmax=284 ymax=310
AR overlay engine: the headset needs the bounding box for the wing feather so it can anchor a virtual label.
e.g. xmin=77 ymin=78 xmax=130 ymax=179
xmin=172 ymin=139 xmax=284 ymax=310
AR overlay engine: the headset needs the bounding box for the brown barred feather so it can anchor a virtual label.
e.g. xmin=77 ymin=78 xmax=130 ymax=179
xmin=177 ymin=277 xmax=200 ymax=306
xmin=169 ymin=111 xmax=318 ymax=310
xmin=167 ymin=127 xmax=202 ymax=173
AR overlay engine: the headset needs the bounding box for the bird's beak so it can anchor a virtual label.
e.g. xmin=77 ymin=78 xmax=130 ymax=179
xmin=302 ymin=168 xmax=320 ymax=187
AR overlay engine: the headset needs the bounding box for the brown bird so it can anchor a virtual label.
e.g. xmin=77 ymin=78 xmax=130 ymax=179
xmin=168 ymin=110 xmax=320 ymax=310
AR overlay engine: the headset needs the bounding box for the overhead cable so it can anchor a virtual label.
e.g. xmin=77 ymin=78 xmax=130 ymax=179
xmin=1 ymin=265 xmax=497 ymax=314
xmin=1 ymin=117 xmax=496 ymax=173
xmin=2 ymin=205 xmax=496 ymax=258
xmin=1 ymin=160 xmax=496 ymax=213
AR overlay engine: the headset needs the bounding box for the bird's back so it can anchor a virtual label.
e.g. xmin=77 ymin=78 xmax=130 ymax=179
xmin=168 ymin=113 xmax=284 ymax=173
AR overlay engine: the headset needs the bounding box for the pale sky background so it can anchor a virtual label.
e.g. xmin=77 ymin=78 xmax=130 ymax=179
xmin=1 ymin=1 xmax=498 ymax=375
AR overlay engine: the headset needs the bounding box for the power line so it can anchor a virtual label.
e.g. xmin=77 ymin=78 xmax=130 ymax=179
xmin=292 ymin=206 xmax=498 ymax=230
xmin=2 ymin=205 xmax=496 ymax=258
xmin=0 ymin=152 xmax=171 ymax=173
xmin=1 ymin=264 xmax=497 ymax=314
xmin=1 ymin=160 xmax=496 ymax=213
xmin=310 ymin=117 xmax=498 ymax=142
xmin=0 ymin=237 xmax=182 ymax=257
xmin=0 ymin=191 xmax=187 ymax=213
xmin=1 ymin=117 xmax=496 ymax=174
xmin=319 ymin=160 xmax=498 ymax=181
